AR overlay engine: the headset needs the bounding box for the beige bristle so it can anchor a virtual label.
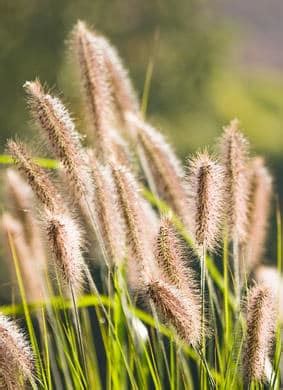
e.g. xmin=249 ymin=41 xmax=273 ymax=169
xmin=90 ymin=156 xmax=126 ymax=266
xmin=243 ymin=285 xmax=276 ymax=382
xmin=146 ymin=278 xmax=201 ymax=346
xmin=7 ymin=140 xmax=60 ymax=213
xmin=71 ymin=21 xmax=114 ymax=160
xmin=45 ymin=212 xmax=85 ymax=294
xmin=245 ymin=157 xmax=272 ymax=270
xmin=1 ymin=213 xmax=45 ymax=302
xmin=97 ymin=35 xmax=140 ymax=117
xmin=0 ymin=313 xmax=34 ymax=388
xmin=154 ymin=217 xmax=198 ymax=293
xmin=186 ymin=151 xmax=225 ymax=253
xmin=126 ymin=112 xmax=190 ymax=226
xmin=6 ymin=168 xmax=46 ymax=269
xmin=219 ymin=119 xmax=250 ymax=243
xmin=111 ymin=165 xmax=156 ymax=283
xmin=24 ymin=80 xmax=93 ymax=207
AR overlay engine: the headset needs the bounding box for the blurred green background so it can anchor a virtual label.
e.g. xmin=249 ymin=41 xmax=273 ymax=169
xmin=0 ymin=0 xmax=282 ymax=244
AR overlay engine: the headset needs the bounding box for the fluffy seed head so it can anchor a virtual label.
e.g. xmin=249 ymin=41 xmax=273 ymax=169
xmin=154 ymin=217 xmax=198 ymax=293
xmin=6 ymin=169 xmax=46 ymax=269
xmin=45 ymin=212 xmax=85 ymax=294
xmin=246 ymin=157 xmax=272 ymax=269
xmin=146 ymin=279 xmax=201 ymax=346
xmin=97 ymin=35 xmax=140 ymax=116
xmin=111 ymin=165 xmax=156 ymax=283
xmin=7 ymin=140 xmax=59 ymax=212
xmin=186 ymin=151 xmax=225 ymax=252
xmin=1 ymin=213 xmax=46 ymax=302
xmin=219 ymin=119 xmax=250 ymax=242
xmin=127 ymin=112 xmax=190 ymax=226
xmin=90 ymin=156 xmax=125 ymax=265
xmin=243 ymin=285 xmax=276 ymax=382
xmin=24 ymin=80 xmax=93 ymax=205
xmin=0 ymin=313 xmax=34 ymax=388
xmin=71 ymin=21 xmax=114 ymax=159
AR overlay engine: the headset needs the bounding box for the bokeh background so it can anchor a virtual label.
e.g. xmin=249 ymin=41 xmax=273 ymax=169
xmin=0 ymin=0 xmax=282 ymax=264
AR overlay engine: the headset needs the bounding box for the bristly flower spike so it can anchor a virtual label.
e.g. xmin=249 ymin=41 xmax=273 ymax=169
xmin=23 ymin=80 xmax=93 ymax=208
xmin=7 ymin=140 xmax=60 ymax=213
xmin=71 ymin=21 xmax=114 ymax=160
xmin=146 ymin=278 xmax=201 ymax=346
xmin=243 ymin=285 xmax=276 ymax=383
xmin=186 ymin=150 xmax=225 ymax=253
xmin=218 ymin=119 xmax=250 ymax=243
xmin=246 ymin=157 xmax=272 ymax=270
xmin=45 ymin=211 xmax=85 ymax=295
xmin=0 ymin=313 xmax=34 ymax=389
xmin=126 ymin=112 xmax=190 ymax=227
xmin=97 ymin=34 xmax=140 ymax=117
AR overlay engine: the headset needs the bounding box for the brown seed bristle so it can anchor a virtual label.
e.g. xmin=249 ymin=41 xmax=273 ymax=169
xmin=126 ymin=112 xmax=190 ymax=226
xmin=1 ymin=213 xmax=45 ymax=302
xmin=71 ymin=21 xmax=114 ymax=160
xmin=45 ymin=212 xmax=85 ymax=294
xmin=186 ymin=151 xmax=225 ymax=252
xmin=97 ymin=35 xmax=140 ymax=117
xmin=6 ymin=169 xmax=46 ymax=269
xmin=146 ymin=279 xmax=201 ymax=346
xmin=246 ymin=157 xmax=272 ymax=270
xmin=154 ymin=216 xmax=198 ymax=293
xmin=243 ymin=285 xmax=276 ymax=383
xmin=111 ymin=165 xmax=155 ymax=281
xmin=90 ymin=155 xmax=125 ymax=266
xmin=255 ymin=266 xmax=283 ymax=323
xmin=218 ymin=119 xmax=250 ymax=242
xmin=7 ymin=140 xmax=59 ymax=213
xmin=0 ymin=313 xmax=34 ymax=389
xmin=24 ymin=80 xmax=93 ymax=205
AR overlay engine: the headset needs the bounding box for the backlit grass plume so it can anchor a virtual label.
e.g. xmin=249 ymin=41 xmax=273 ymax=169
xmin=154 ymin=216 xmax=198 ymax=294
xmin=219 ymin=119 xmax=250 ymax=243
xmin=71 ymin=21 xmax=114 ymax=159
xmin=6 ymin=169 xmax=46 ymax=269
xmin=98 ymin=35 xmax=140 ymax=118
xmin=91 ymin=156 xmax=125 ymax=266
xmin=46 ymin=211 xmax=85 ymax=294
xmin=1 ymin=213 xmax=45 ymax=302
xmin=146 ymin=278 xmax=201 ymax=346
xmin=7 ymin=140 xmax=60 ymax=213
xmin=246 ymin=157 xmax=272 ymax=270
xmin=24 ymin=80 xmax=93 ymax=206
xmin=127 ymin=112 xmax=190 ymax=226
xmin=111 ymin=165 xmax=156 ymax=283
xmin=0 ymin=313 xmax=34 ymax=389
xmin=243 ymin=285 xmax=276 ymax=383
xmin=186 ymin=151 xmax=224 ymax=253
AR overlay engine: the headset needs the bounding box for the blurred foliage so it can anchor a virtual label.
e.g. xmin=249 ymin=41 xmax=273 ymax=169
xmin=0 ymin=0 xmax=221 ymax=150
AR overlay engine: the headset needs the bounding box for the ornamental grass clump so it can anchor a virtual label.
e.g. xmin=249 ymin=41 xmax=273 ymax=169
xmin=0 ymin=19 xmax=280 ymax=390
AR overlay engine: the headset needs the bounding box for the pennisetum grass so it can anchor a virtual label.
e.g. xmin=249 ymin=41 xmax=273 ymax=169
xmin=243 ymin=285 xmax=276 ymax=384
xmin=0 ymin=19 xmax=281 ymax=390
xmin=219 ymin=119 xmax=250 ymax=305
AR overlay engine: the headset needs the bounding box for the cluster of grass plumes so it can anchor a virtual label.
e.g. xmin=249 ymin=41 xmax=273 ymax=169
xmin=0 ymin=20 xmax=281 ymax=389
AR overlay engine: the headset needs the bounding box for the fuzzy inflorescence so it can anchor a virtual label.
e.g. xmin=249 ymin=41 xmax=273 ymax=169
xmin=219 ymin=119 xmax=250 ymax=243
xmin=186 ymin=151 xmax=225 ymax=253
xmin=0 ymin=313 xmax=34 ymax=389
xmin=24 ymin=80 xmax=93 ymax=205
xmin=146 ymin=278 xmax=201 ymax=346
xmin=246 ymin=157 xmax=272 ymax=269
xmin=127 ymin=112 xmax=190 ymax=226
xmin=7 ymin=140 xmax=60 ymax=212
xmin=243 ymin=285 xmax=276 ymax=382
xmin=71 ymin=21 xmax=114 ymax=159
